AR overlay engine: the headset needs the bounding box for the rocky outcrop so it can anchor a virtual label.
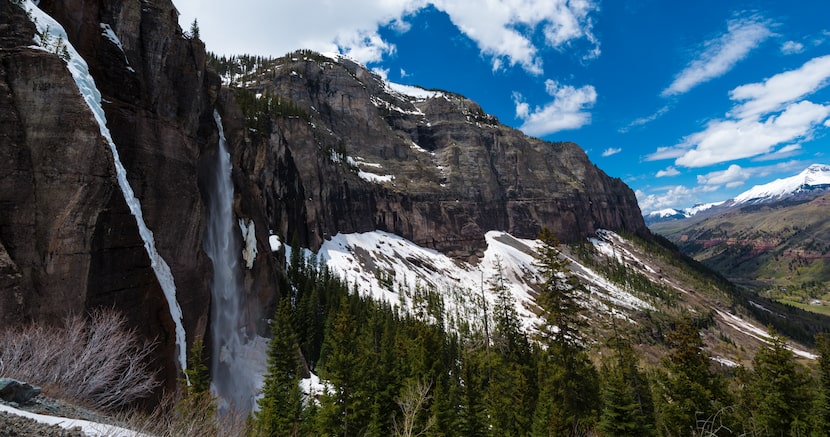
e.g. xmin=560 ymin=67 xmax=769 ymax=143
xmin=240 ymin=53 xmax=649 ymax=259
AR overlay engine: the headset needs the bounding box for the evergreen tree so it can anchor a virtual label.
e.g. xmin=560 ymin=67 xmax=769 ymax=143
xmin=534 ymin=228 xmax=586 ymax=350
xmin=175 ymin=335 xmax=217 ymax=433
xmin=814 ymin=333 xmax=830 ymax=435
xmin=531 ymin=228 xmax=599 ymax=436
xmin=317 ymin=296 xmax=365 ymax=436
xmin=189 ymin=18 xmax=200 ymax=40
xmin=487 ymin=259 xmax=536 ymax=435
xmin=599 ymin=333 xmax=655 ymax=436
xmin=256 ymin=297 xmax=302 ymax=436
xmin=653 ymin=317 xmax=732 ymax=436
xmin=743 ymin=329 xmax=814 ymax=436
xmin=182 ymin=335 xmax=210 ymax=396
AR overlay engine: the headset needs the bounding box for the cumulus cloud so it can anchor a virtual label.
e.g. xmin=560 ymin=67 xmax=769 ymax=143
xmin=655 ymin=166 xmax=680 ymax=177
xmin=513 ymin=79 xmax=597 ymax=136
xmin=649 ymin=55 xmax=830 ymax=168
xmin=175 ymin=0 xmax=599 ymax=71
xmin=781 ymin=40 xmax=805 ymax=55
xmin=635 ymin=186 xmax=696 ymax=214
xmin=696 ymin=164 xmax=750 ymax=189
xmin=662 ymin=15 xmax=773 ymax=97
xmin=602 ymin=147 xmax=622 ymax=157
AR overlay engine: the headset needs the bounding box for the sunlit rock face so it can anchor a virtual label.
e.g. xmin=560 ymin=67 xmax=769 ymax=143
xmin=239 ymin=53 xmax=649 ymax=259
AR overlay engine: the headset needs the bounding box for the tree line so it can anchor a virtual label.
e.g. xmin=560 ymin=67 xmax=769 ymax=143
xmin=188 ymin=229 xmax=830 ymax=436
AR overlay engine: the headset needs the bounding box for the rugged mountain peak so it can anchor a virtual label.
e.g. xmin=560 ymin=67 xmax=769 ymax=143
xmin=234 ymin=50 xmax=649 ymax=258
xmin=733 ymin=163 xmax=830 ymax=204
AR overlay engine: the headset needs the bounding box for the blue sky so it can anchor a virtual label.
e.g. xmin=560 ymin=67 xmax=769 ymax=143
xmin=175 ymin=0 xmax=830 ymax=214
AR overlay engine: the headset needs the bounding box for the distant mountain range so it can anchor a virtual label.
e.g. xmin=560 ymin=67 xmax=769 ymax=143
xmin=645 ymin=164 xmax=830 ymax=225
xmin=649 ymin=164 xmax=830 ymax=312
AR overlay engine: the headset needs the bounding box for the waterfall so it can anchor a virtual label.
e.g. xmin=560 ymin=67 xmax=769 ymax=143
xmin=206 ymin=110 xmax=254 ymax=412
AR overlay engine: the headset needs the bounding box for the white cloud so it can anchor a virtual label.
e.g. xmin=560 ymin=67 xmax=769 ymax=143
xmin=781 ymin=40 xmax=805 ymax=55
xmin=674 ymin=101 xmax=830 ymax=167
xmin=176 ymin=0 xmax=599 ymax=72
xmin=602 ymin=147 xmax=621 ymax=157
xmin=621 ymin=105 xmax=670 ymax=132
xmin=655 ymin=166 xmax=680 ymax=177
xmin=513 ymin=79 xmax=597 ymax=136
xmin=651 ymin=55 xmax=830 ymax=168
xmin=645 ymin=145 xmax=689 ymax=161
xmin=752 ymin=143 xmax=802 ymax=161
xmin=636 ymin=186 xmax=695 ymax=213
xmin=696 ymin=164 xmax=750 ymax=189
xmin=372 ymin=67 xmax=390 ymax=81
xmin=662 ymin=15 xmax=773 ymax=97
xmin=728 ymin=54 xmax=830 ymax=119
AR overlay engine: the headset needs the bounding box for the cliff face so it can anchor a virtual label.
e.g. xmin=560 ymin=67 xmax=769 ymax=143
xmin=240 ymin=54 xmax=649 ymax=259
xmin=0 ymin=0 xmax=281 ymax=389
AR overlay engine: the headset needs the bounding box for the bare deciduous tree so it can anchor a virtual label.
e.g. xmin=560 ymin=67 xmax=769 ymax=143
xmin=393 ymin=379 xmax=435 ymax=437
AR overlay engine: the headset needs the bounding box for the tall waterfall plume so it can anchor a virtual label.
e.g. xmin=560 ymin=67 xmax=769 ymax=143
xmin=205 ymin=110 xmax=256 ymax=412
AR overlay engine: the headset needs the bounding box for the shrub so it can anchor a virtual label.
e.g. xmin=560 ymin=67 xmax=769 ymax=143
xmin=0 ymin=309 xmax=159 ymax=410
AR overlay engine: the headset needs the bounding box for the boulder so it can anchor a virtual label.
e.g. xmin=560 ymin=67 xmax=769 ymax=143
xmin=0 ymin=379 xmax=41 ymax=404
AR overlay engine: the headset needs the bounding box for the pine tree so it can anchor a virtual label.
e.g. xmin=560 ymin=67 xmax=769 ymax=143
xmin=744 ymin=329 xmax=814 ymax=436
xmin=189 ymin=18 xmax=200 ymax=40
xmin=317 ymin=296 xmax=363 ymax=436
xmin=175 ymin=336 xmax=217 ymax=434
xmin=256 ymin=297 xmax=302 ymax=436
xmin=182 ymin=335 xmax=210 ymax=395
xmin=815 ymin=333 xmax=830 ymax=434
xmin=531 ymin=228 xmax=599 ymax=436
xmin=487 ymin=258 xmax=536 ymax=435
xmin=653 ymin=317 xmax=732 ymax=436
xmin=599 ymin=333 xmax=655 ymax=436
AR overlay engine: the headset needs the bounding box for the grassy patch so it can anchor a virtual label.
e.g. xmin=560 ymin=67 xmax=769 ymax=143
xmin=778 ymin=299 xmax=830 ymax=317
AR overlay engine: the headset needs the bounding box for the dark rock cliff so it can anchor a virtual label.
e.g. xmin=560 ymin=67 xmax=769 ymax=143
xmin=239 ymin=53 xmax=649 ymax=259
xmin=0 ymin=0 xmax=278 ymax=391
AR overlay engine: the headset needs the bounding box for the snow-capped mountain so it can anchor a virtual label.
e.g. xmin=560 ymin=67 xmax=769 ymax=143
xmin=644 ymin=202 xmax=724 ymax=225
xmin=732 ymin=164 xmax=830 ymax=204
xmin=645 ymin=164 xmax=830 ymax=225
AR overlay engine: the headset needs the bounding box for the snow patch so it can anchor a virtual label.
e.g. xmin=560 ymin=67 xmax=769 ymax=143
xmin=0 ymin=403 xmax=145 ymax=437
xmin=386 ymin=82 xmax=445 ymax=100
xmin=269 ymin=233 xmax=282 ymax=252
xmin=715 ymin=309 xmax=816 ymax=359
xmin=239 ymin=218 xmax=258 ymax=269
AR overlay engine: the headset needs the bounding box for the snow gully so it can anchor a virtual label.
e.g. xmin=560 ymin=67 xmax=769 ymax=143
xmin=18 ymin=1 xmax=188 ymax=375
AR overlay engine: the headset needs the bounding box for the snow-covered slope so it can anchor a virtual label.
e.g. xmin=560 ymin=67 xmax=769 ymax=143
xmin=733 ymin=164 xmax=830 ymax=204
xmin=289 ymin=229 xmax=655 ymax=336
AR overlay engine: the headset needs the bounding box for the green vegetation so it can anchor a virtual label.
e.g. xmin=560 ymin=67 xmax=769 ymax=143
xmin=234 ymin=88 xmax=309 ymax=136
xmin=236 ymin=228 xmax=830 ymax=436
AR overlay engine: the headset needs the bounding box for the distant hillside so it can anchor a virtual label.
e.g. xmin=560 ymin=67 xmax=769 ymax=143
xmin=650 ymin=191 xmax=830 ymax=312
